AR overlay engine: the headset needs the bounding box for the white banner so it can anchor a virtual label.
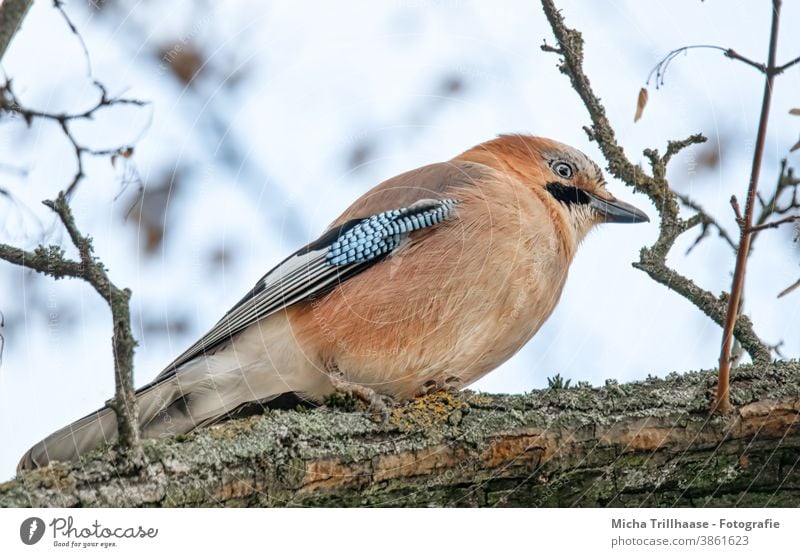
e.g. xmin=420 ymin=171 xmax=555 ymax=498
xmin=1 ymin=507 xmax=797 ymax=556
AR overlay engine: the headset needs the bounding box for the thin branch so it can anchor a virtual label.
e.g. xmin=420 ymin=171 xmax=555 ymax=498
xmin=1 ymin=80 xmax=147 ymax=122
xmin=53 ymin=0 xmax=92 ymax=76
xmin=0 ymin=0 xmax=32 ymax=63
xmin=646 ymin=45 xmax=768 ymax=89
xmin=724 ymin=49 xmax=770 ymax=74
xmin=766 ymin=339 xmax=785 ymax=359
xmin=539 ymin=0 xmax=770 ymax=368
xmin=676 ymin=192 xmax=738 ymax=253
xmin=751 ymin=159 xmax=800 ymax=247
xmin=0 ymin=193 xmax=144 ymax=466
xmin=775 ymin=54 xmax=800 ymax=74
xmin=730 ymin=195 xmax=744 ymax=224
xmin=646 ymin=43 xmax=799 ymax=87
xmin=778 ymin=278 xmax=800 ymax=298
xmin=747 ymin=215 xmax=798 ymax=233
xmin=1 ymin=79 xmax=148 ymax=198
xmin=715 ymin=0 xmax=782 ymax=415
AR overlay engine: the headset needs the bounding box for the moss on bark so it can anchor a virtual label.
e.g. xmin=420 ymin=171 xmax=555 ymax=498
xmin=2 ymin=361 xmax=799 ymax=507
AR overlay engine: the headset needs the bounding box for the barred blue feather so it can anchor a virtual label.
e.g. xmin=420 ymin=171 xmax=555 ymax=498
xmin=326 ymin=199 xmax=458 ymax=266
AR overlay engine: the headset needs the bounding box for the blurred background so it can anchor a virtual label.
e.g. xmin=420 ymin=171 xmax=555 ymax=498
xmin=0 ymin=0 xmax=798 ymax=480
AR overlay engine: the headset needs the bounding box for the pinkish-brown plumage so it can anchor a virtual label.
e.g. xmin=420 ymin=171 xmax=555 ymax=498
xmin=19 ymin=134 xmax=649 ymax=470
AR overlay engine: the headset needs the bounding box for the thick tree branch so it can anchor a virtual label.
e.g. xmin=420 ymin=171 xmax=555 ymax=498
xmin=539 ymin=0 xmax=770 ymax=368
xmin=0 ymin=0 xmax=32 ymax=63
xmin=1 ymin=361 xmax=798 ymax=507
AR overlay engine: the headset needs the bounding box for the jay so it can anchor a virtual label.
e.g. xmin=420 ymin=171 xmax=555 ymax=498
xmin=19 ymin=134 xmax=648 ymax=470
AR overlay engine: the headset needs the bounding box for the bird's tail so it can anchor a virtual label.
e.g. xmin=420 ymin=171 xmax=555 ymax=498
xmin=18 ymin=312 xmax=316 ymax=472
xmin=17 ymin=406 xmax=120 ymax=472
xmin=16 ymin=371 xmax=188 ymax=471
xmin=17 ymin=357 xmax=297 ymax=471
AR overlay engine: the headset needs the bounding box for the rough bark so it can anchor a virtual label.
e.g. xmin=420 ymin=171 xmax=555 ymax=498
xmin=2 ymin=361 xmax=799 ymax=508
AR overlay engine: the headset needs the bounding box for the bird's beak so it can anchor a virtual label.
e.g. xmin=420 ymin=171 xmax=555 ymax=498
xmin=588 ymin=193 xmax=650 ymax=224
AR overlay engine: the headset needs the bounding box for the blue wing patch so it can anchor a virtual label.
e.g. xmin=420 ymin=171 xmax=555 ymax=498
xmin=326 ymin=198 xmax=458 ymax=266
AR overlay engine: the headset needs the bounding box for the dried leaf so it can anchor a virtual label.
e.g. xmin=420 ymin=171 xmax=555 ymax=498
xmin=791 ymin=138 xmax=800 ymax=152
xmin=634 ymin=87 xmax=648 ymax=123
xmin=111 ymin=147 xmax=133 ymax=168
xmin=789 ymin=108 xmax=800 ymax=116
xmin=159 ymin=44 xmax=204 ymax=85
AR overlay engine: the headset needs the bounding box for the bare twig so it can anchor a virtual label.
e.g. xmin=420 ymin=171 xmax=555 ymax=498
xmin=775 ymin=54 xmax=800 ymax=74
xmin=715 ymin=0 xmax=783 ymax=415
xmin=676 ymin=193 xmax=738 ymax=253
xmin=52 ymin=0 xmax=92 ymax=76
xmin=0 ymin=193 xmax=143 ymax=466
xmin=724 ymin=49 xmax=770 ymax=75
xmin=539 ymin=0 xmax=770 ymax=368
xmin=778 ymin=278 xmax=800 ymax=298
xmin=0 ymin=0 xmax=32 ymax=63
xmin=730 ymin=195 xmax=744 ymax=224
xmin=748 ymin=215 xmax=798 ymax=233
xmin=671 ymin=129 xmax=796 ymax=260
xmin=647 ymin=45 xmax=765 ymax=88
xmin=752 ymin=159 xmax=800 ymax=245
xmin=0 ymin=79 xmax=148 ymax=198
xmin=647 ymin=43 xmax=799 ymax=88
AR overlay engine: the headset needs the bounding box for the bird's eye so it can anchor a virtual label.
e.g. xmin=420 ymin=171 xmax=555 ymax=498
xmin=552 ymin=161 xmax=574 ymax=179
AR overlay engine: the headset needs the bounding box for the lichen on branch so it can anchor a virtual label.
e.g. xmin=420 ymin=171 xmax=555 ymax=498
xmin=2 ymin=361 xmax=798 ymax=507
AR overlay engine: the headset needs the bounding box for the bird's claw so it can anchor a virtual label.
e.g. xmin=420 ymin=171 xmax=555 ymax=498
xmin=328 ymin=374 xmax=395 ymax=423
xmin=415 ymin=376 xmax=463 ymax=397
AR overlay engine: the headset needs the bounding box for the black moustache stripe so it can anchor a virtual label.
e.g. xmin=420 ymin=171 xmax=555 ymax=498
xmin=545 ymin=182 xmax=591 ymax=206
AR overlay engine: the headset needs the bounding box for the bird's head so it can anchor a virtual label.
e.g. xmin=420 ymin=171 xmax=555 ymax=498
xmin=458 ymin=134 xmax=649 ymax=249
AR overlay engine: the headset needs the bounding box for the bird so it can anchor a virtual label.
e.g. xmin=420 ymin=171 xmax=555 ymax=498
xmin=18 ymin=134 xmax=648 ymax=470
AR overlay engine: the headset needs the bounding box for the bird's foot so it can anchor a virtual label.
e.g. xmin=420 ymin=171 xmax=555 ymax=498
xmin=328 ymin=374 xmax=395 ymax=423
xmin=415 ymin=376 xmax=463 ymax=397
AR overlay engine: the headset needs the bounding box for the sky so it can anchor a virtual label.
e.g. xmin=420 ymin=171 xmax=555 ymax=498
xmin=0 ymin=0 xmax=798 ymax=480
